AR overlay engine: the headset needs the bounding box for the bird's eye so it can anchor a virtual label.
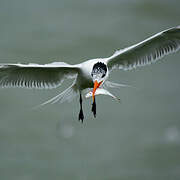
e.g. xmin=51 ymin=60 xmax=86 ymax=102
xmin=102 ymin=74 xmax=105 ymax=78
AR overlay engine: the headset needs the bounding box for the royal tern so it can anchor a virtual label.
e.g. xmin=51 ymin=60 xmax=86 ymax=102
xmin=0 ymin=26 xmax=180 ymax=122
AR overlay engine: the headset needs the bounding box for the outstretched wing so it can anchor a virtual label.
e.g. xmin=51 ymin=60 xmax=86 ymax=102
xmin=0 ymin=62 xmax=79 ymax=89
xmin=105 ymin=26 xmax=180 ymax=71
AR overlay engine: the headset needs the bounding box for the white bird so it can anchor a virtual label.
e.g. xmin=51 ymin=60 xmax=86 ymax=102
xmin=0 ymin=26 xmax=180 ymax=122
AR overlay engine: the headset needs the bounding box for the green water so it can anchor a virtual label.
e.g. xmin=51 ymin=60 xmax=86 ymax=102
xmin=0 ymin=0 xmax=180 ymax=179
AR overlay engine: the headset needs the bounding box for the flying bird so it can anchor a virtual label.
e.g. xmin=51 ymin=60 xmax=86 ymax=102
xmin=0 ymin=26 xmax=180 ymax=122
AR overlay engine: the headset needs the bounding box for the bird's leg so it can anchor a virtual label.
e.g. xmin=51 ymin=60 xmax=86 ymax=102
xmin=78 ymin=93 xmax=84 ymax=123
xmin=91 ymin=96 xmax=96 ymax=118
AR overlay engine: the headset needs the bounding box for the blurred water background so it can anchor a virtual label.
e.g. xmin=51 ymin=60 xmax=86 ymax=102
xmin=0 ymin=0 xmax=180 ymax=179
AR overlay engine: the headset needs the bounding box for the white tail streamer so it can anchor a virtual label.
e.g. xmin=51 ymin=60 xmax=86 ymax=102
xmin=33 ymin=83 xmax=77 ymax=109
xmin=104 ymin=80 xmax=137 ymax=89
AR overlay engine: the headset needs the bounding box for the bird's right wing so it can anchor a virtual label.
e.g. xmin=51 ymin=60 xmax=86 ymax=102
xmin=0 ymin=62 xmax=80 ymax=89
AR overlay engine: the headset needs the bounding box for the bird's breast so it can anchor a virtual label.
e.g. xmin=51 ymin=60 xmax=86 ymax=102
xmin=76 ymin=70 xmax=93 ymax=90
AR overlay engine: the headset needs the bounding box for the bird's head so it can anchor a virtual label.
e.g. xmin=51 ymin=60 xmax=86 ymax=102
xmin=91 ymin=62 xmax=107 ymax=102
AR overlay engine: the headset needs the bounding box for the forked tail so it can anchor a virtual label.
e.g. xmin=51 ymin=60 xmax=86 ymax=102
xmin=104 ymin=80 xmax=136 ymax=89
xmin=33 ymin=82 xmax=78 ymax=109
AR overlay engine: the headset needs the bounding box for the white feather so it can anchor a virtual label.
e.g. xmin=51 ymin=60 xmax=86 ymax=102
xmin=33 ymin=81 xmax=78 ymax=109
xmin=0 ymin=62 xmax=79 ymax=89
xmin=105 ymin=26 xmax=180 ymax=71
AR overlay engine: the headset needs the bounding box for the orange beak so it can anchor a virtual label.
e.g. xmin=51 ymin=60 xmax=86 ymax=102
xmin=92 ymin=80 xmax=102 ymax=102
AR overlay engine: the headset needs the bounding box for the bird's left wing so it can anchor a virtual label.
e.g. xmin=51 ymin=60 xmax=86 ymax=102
xmin=0 ymin=62 xmax=80 ymax=89
xmin=105 ymin=26 xmax=180 ymax=71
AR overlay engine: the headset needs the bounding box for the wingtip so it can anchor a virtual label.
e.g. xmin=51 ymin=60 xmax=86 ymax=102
xmin=0 ymin=64 xmax=6 ymax=68
xmin=164 ymin=25 xmax=180 ymax=34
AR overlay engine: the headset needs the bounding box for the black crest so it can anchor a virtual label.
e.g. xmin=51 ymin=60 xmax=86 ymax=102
xmin=91 ymin=62 xmax=107 ymax=78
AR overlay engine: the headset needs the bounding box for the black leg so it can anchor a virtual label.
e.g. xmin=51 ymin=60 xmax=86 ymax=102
xmin=78 ymin=93 xmax=84 ymax=123
xmin=91 ymin=96 xmax=96 ymax=118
